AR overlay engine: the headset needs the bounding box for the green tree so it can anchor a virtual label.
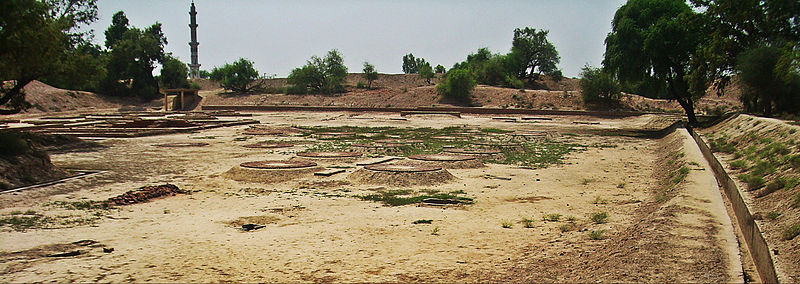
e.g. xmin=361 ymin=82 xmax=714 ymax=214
xmin=511 ymin=27 xmax=561 ymax=82
xmin=691 ymin=0 xmax=800 ymax=115
xmin=0 ymin=0 xmax=98 ymax=114
xmin=104 ymin=11 xmax=129 ymax=49
xmin=40 ymin=42 xmax=107 ymax=92
xmin=579 ymin=66 xmax=621 ymax=104
xmin=210 ymin=58 xmax=262 ymax=93
xmin=402 ymin=53 xmax=418 ymax=74
xmin=287 ymin=49 xmax=348 ymax=94
xmin=99 ymin=18 xmax=167 ymax=100
xmin=736 ymin=46 xmax=800 ymax=115
xmin=198 ymin=70 xmax=211 ymax=79
xmin=604 ymin=0 xmax=703 ymax=125
xmin=362 ymin=62 xmax=378 ymax=89
xmin=435 ymin=64 xmax=446 ymax=74
xmin=419 ymin=62 xmax=434 ymax=84
xmin=436 ymin=69 xmax=476 ymax=105
xmin=160 ymin=54 xmax=190 ymax=89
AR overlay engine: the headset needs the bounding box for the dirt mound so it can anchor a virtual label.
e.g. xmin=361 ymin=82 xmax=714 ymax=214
xmin=222 ymin=165 xmax=322 ymax=184
xmin=348 ymin=165 xmax=456 ymax=187
xmin=0 ymin=132 xmax=69 ymax=190
xmin=20 ymin=80 xmax=122 ymax=113
xmin=405 ymin=154 xmax=485 ymax=169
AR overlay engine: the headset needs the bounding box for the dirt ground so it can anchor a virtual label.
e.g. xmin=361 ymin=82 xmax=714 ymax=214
xmin=0 ymin=112 xmax=743 ymax=282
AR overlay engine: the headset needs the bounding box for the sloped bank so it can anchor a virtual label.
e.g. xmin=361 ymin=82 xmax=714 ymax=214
xmin=698 ymin=114 xmax=800 ymax=283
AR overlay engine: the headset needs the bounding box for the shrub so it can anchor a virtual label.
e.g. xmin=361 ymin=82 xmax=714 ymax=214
xmin=362 ymin=61 xmax=378 ymax=88
xmin=590 ymin=212 xmax=609 ymax=224
xmin=588 ymin=230 xmax=605 ymax=240
xmin=579 ymin=66 xmax=621 ymax=103
xmin=729 ymin=159 xmax=748 ymax=170
xmin=0 ymin=132 xmax=30 ymax=156
xmin=542 ymin=213 xmax=562 ymax=222
xmin=783 ymin=223 xmax=800 ymax=240
xmin=436 ymin=69 xmax=476 ymax=105
xmin=412 ymin=219 xmax=432 ymax=224
xmin=738 ymin=174 xmax=766 ymax=190
xmin=210 ymin=58 xmax=262 ymax=93
xmin=520 ymin=218 xmax=535 ymax=228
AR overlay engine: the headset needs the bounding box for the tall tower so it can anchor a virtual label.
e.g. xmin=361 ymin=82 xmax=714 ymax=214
xmin=188 ymin=1 xmax=200 ymax=79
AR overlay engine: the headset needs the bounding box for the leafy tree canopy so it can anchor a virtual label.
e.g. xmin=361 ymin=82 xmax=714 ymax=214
xmin=160 ymin=54 xmax=190 ymax=89
xmin=99 ymin=18 xmax=167 ymax=100
xmin=436 ymin=69 xmax=476 ymax=105
xmin=362 ymin=62 xmax=378 ymax=89
xmin=402 ymin=53 xmax=418 ymax=74
xmin=210 ymin=58 xmax=262 ymax=93
xmin=511 ymin=27 xmax=561 ymax=82
xmin=604 ymin=0 xmax=704 ymax=124
xmin=579 ymin=65 xmax=621 ymax=104
xmin=287 ymin=49 xmax=348 ymax=94
xmin=0 ymin=0 xmax=98 ymax=114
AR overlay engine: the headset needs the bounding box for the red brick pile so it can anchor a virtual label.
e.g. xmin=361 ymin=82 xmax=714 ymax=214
xmin=108 ymin=184 xmax=184 ymax=205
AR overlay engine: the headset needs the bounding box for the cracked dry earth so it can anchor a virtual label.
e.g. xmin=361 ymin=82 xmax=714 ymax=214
xmin=0 ymin=112 xmax=741 ymax=282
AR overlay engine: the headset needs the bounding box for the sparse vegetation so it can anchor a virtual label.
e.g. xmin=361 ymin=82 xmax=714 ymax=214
xmin=520 ymin=217 xmax=535 ymax=228
xmin=542 ymin=213 xmax=562 ymax=222
xmin=559 ymin=223 xmax=578 ymax=232
xmin=783 ymin=223 xmax=800 ymax=240
xmin=356 ymin=190 xmax=473 ymax=206
xmin=590 ymin=212 xmax=609 ymax=224
xmin=413 ymin=219 xmax=432 ymax=224
xmin=588 ymin=230 xmax=605 ymax=240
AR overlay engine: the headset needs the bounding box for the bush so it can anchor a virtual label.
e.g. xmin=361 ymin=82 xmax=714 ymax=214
xmin=590 ymin=212 xmax=609 ymax=224
xmin=579 ymin=66 xmax=621 ymax=103
xmin=783 ymin=223 xmax=800 ymax=240
xmin=436 ymin=69 xmax=475 ymax=105
xmin=738 ymin=174 xmax=766 ymax=190
xmin=210 ymin=58 xmax=262 ymax=93
xmin=160 ymin=55 xmax=190 ymax=89
xmin=0 ymin=132 xmax=30 ymax=156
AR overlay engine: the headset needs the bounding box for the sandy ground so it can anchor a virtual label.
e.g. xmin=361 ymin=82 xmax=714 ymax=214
xmin=0 ymin=112 xmax=742 ymax=282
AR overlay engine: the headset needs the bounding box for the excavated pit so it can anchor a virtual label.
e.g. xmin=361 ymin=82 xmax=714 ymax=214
xmin=152 ymin=142 xmax=209 ymax=148
xmin=348 ymin=163 xmax=456 ymax=187
xmin=223 ymin=160 xmax=321 ymax=183
xmin=242 ymin=142 xmax=294 ymax=149
xmin=406 ymin=154 xmax=485 ymax=169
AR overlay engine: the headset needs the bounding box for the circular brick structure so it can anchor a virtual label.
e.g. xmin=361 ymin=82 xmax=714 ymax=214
xmin=153 ymin=142 xmax=209 ymax=147
xmin=242 ymin=142 xmax=294 ymax=149
xmin=364 ymin=164 xmax=442 ymax=172
xmin=472 ymin=141 xmax=520 ymax=148
xmin=240 ymin=160 xmax=317 ymax=169
xmin=408 ymin=154 xmax=476 ymax=162
xmin=443 ymin=148 xmax=502 ymax=155
xmin=296 ymin=151 xmax=363 ymax=158
xmin=375 ymin=139 xmax=424 ymax=144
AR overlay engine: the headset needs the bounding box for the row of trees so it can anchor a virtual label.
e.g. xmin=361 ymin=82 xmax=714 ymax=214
xmin=581 ymin=0 xmax=800 ymax=123
xmin=434 ymin=27 xmax=563 ymax=105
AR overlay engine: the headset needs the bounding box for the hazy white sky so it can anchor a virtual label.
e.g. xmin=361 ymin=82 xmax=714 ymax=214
xmin=85 ymin=0 xmax=627 ymax=78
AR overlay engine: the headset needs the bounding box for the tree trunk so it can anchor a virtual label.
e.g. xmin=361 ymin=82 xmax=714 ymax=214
xmin=675 ymin=96 xmax=698 ymax=126
xmin=0 ymin=78 xmax=34 ymax=115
